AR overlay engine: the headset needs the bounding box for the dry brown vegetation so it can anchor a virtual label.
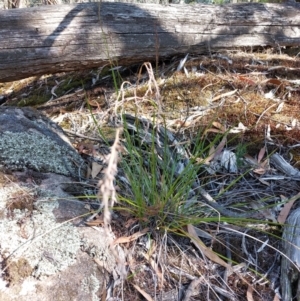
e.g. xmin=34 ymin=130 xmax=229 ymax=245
xmin=1 ymin=47 xmax=300 ymax=300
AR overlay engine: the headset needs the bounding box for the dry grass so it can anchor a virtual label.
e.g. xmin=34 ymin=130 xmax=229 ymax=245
xmin=2 ymin=48 xmax=300 ymax=300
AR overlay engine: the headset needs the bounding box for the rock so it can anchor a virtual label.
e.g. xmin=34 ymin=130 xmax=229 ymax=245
xmin=0 ymin=170 xmax=124 ymax=301
xmin=0 ymin=106 xmax=86 ymax=177
xmin=0 ymin=107 xmax=124 ymax=301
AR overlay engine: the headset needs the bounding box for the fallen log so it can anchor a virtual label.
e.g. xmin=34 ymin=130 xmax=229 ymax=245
xmin=0 ymin=2 xmax=299 ymax=82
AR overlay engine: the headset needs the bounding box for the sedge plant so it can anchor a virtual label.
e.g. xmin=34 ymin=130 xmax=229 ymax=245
xmin=117 ymin=114 xmax=230 ymax=231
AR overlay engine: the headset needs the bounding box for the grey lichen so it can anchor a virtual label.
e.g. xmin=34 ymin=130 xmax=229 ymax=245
xmin=81 ymin=274 xmax=101 ymax=301
xmin=0 ymin=106 xmax=87 ymax=177
xmin=80 ymin=231 xmax=116 ymax=274
xmin=0 ymin=131 xmax=83 ymax=176
xmin=0 ymin=186 xmax=81 ymax=280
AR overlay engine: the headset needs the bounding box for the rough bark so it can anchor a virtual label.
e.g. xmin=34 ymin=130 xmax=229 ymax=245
xmin=0 ymin=2 xmax=299 ymax=82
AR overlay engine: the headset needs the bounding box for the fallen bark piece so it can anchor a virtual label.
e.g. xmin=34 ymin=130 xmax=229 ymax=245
xmin=281 ymin=208 xmax=300 ymax=301
xmin=0 ymin=2 xmax=299 ymax=82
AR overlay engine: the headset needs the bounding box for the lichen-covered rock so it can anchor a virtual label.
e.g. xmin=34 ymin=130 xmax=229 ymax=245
xmin=0 ymin=180 xmax=82 ymax=281
xmin=0 ymin=107 xmax=86 ymax=177
xmin=0 ymin=107 xmax=125 ymax=301
xmin=0 ymin=172 xmax=122 ymax=301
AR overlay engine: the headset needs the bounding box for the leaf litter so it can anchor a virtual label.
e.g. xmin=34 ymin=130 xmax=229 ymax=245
xmin=2 ymin=48 xmax=300 ymax=300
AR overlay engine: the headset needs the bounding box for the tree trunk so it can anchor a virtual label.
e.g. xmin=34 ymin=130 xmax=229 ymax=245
xmin=0 ymin=2 xmax=299 ymax=82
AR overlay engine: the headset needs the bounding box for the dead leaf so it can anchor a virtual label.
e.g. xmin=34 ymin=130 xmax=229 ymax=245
xmin=85 ymin=215 xmax=104 ymax=227
xmin=253 ymin=168 xmax=267 ymax=175
xmin=213 ymin=137 xmax=227 ymax=160
xmin=124 ymin=217 xmax=139 ymax=229
xmin=203 ymin=128 xmax=224 ymax=135
xmin=187 ymin=224 xmax=256 ymax=293
xmin=113 ymin=227 xmax=149 ymax=245
xmin=277 ymin=192 xmax=300 ymax=224
xmin=212 ymin=121 xmax=226 ymax=132
xmin=87 ymin=98 xmax=102 ymax=110
xmin=197 ymin=145 xmax=215 ymax=164
xmin=245 ymin=150 xmax=269 ymax=175
xmin=257 ymin=146 xmax=266 ymax=164
xmin=229 ymin=122 xmax=248 ymax=133
xmin=187 ymin=224 xmax=229 ymax=268
xmin=132 ymin=284 xmax=154 ymax=301
xmin=173 ymin=119 xmax=191 ymax=128
xmin=250 ymin=201 xmax=276 ymax=222
xmin=260 ymin=158 xmax=269 ymax=169
xmin=273 ymin=292 xmax=281 ymax=301
xmin=91 ymin=161 xmax=103 ymax=178
xmin=264 ymin=78 xmax=284 ymax=86
xmin=237 ymin=75 xmax=256 ymax=86
xmin=212 ymin=89 xmax=237 ymax=102
xmin=246 ymin=285 xmax=254 ymax=301
xmin=101 ymin=277 xmax=107 ymax=301
xmin=244 ymin=154 xmax=258 ymax=166
xmin=258 ymin=178 xmax=270 ymax=186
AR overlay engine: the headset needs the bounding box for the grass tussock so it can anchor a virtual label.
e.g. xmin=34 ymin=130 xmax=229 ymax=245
xmin=89 ymin=51 xmax=300 ymax=300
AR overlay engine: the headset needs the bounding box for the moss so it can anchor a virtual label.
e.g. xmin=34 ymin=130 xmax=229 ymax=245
xmin=17 ymin=93 xmax=49 ymax=107
xmin=5 ymin=258 xmax=33 ymax=285
xmin=6 ymin=189 xmax=36 ymax=218
xmin=81 ymin=274 xmax=101 ymax=301
xmin=55 ymin=78 xmax=88 ymax=96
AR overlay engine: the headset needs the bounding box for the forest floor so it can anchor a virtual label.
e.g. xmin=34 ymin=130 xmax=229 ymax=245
xmin=1 ymin=47 xmax=300 ymax=301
